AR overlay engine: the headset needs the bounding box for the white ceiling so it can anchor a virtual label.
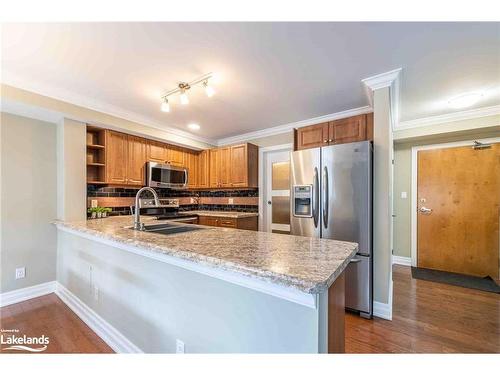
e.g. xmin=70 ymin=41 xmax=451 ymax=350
xmin=2 ymin=22 xmax=499 ymax=140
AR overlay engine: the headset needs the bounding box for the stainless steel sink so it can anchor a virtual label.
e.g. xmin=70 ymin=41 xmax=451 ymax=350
xmin=130 ymin=222 xmax=205 ymax=235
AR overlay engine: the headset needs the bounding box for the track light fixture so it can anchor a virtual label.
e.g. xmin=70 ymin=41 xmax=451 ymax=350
xmin=160 ymin=97 xmax=170 ymax=112
xmin=160 ymin=72 xmax=215 ymax=112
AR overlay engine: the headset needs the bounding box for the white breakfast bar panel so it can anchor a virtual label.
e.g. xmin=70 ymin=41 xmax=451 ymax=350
xmin=56 ymin=229 xmax=326 ymax=353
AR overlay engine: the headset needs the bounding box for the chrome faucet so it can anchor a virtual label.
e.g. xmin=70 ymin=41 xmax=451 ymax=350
xmin=134 ymin=187 xmax=160 ymax=230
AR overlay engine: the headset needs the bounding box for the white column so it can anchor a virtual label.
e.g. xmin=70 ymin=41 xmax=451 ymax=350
xmin=362 ymin=68 xmax=401 ymax=320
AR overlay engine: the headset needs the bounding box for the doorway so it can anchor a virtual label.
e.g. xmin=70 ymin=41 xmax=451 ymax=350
xmin=261 ymin=146 xmax=292 ymax=234
xmin=411 ymin=138 xmax=500 ymax=279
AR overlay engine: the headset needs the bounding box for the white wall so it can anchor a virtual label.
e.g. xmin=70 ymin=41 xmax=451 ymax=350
xmin=1 ymin=113 xmax=58 ymax=292
xmin=57 ymin=230 xmax=323 ymax=353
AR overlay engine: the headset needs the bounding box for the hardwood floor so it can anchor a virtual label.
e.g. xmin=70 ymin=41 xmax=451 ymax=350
xmin=346 ymin=265 xmax=500 ymax=353
xmin=1 ymin=265 xmax=498 ymax=353
xmin=0 ymin=293 xmax=113 ymax=354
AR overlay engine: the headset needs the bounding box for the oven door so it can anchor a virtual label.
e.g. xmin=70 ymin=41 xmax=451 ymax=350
xmin=147 ymin=162 xmax=188 ymax=189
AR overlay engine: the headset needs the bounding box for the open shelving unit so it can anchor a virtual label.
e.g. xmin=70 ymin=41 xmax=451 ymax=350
xmin=86 ymin=126 xmax=107 ymax=184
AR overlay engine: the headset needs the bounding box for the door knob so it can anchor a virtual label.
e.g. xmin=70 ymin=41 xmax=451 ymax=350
xmin=419 ymin=206 xmax=432 ymax=214
xmin=267 ymin=200 xmax=272 ymax=205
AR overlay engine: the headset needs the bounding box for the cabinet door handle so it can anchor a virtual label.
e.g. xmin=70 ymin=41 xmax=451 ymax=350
xmin=323 ymin=139 xmax=329 ymax=143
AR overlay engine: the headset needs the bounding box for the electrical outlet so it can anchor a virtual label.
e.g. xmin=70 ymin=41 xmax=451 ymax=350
xmin=15 ymin=267 xmax=26 ymax=279
xmin=93 ymin=285 xmax=99 ymax=301
xmin=176 ymin=339 xmax=185 ymax=354
xmin=228 ymin=198 xmax=234 ymax=205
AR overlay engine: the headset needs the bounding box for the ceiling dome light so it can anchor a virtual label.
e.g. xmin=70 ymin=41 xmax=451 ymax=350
xmin=160 ymin=98 xmax=170 ymax=112
xmin=188 ymin=123 xmax=200 ymax=130
xmin=448 ymin=92 xmax=483 ymax=109
xmin=203 ymin=80 xmax=215 ymax=98
xmin=179 ymin=88 xmax=189 ymax=105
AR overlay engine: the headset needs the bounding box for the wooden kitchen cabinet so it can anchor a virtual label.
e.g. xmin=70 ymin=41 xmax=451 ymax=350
xmin=185 ymin=151 xmax=198 ymax=188
xmin=105 ymin=130 xmax=128 ymax=184
xmin=294 ymin=122 xmax=329 ymax=150
xmin=166 ymin=146 xmax=185 ymax=167
xmin=106 ymin=130 xmax=146 ymax=186
xmin=230 ymin=143 xmax=258 ymax=188
xmin=207 ymin=143 xmax=258 ymax=188
xmin=198 ymin=215 xmax=258 ymax=231
xmin=330 ymin=114 xmax=367 ymax=145
xmin=209 ymin=149 xmax=219 ymax=188
xmin=197 ymin=150 xmax=210 ymax=188
xmin=147 ymin=140 xmax=167 ymax=163
xmin=126 ymin=135 xmax=147 ymax=185
xmin=294 ymin=114 xmax=373 ymax=150
xmin=218 ymin=147 xmax=231 ymax=187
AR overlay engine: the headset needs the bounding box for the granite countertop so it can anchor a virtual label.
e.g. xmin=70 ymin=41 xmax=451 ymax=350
xmin=55 ymin=215 xmax=357 ymax=294
xmin=185 ymin=210 xmax=259 ymax=218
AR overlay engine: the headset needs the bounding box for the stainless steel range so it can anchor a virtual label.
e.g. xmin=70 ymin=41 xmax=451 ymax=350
xmin=134 ymin=198 xmax=198 ymax=224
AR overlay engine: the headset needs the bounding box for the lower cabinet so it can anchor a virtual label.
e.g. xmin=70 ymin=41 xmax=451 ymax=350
xmin=198 ymin=216 xmax=258 ymax=231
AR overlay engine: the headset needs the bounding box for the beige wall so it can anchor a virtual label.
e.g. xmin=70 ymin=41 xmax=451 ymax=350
xmin=392 ymin=119 xmax=500 ymax=258
xmin=1 ymin=113 xmax=58 ymax=292
xmin=1 ymin=84 xmax=213 ymax=150
xmin=57 ymin=118 xmax=86 ymax=221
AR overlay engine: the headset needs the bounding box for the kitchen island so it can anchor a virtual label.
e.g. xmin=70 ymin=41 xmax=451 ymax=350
xmin=55 ymin=216 xmax=357 ymax=353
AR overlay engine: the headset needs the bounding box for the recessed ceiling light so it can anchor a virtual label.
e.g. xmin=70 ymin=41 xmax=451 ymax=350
xmin=448 ymin=92 xmax=483 ymax=109
xmin=188 ymin=123 xmax=200 ymax=131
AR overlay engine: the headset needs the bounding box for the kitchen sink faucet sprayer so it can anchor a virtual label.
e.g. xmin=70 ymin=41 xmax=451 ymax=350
xmin=134 ymin=187 xmax=160 ymax=230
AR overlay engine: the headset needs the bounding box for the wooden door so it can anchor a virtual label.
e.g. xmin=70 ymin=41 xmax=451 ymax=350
xmin=295 ymin=123 xmax=329 ymax=150
xmin=127 ymin=135 xmax=146 ymax=186
xmin=230 ymin=144 xmax=248 ymax=187
xmin=330 ymin=115 xmax=366 ymax=145
xmin=197 ymin=150 xmax=210 ymax=188
xmin=105 ymin=131 xmax=128 ymax=184
xmin=185 ymin=152 xmax=198 ymax=188
xmin=218 ymin=147 xmax=231 ymax=187
xmin=147 ymin=140 xmax=167 ymax=163
xmin=209 ymin=149 xmax=219 ymax=187
xmin=417 ymin=143 xmax=500 ymax=278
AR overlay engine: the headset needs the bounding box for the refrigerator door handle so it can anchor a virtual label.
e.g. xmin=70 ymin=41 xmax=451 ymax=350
xmin=313 ymin=167 xmax=319 ymax=227
xmin=322 ymin=166 xmax=329 ymax=228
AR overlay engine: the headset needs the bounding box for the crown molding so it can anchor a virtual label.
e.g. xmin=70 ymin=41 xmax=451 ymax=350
xmin=396 ymin=104 xmax=500 ymax=130
xmin=361 ymin=68 xmax=402 ymax=91
xmin=362 ymin=68 xmax=402 ymax=130
xmin=216 ymin=106 xmax=373 ymax=146
xmin=1 ymin=71 xmax=217 ymax=146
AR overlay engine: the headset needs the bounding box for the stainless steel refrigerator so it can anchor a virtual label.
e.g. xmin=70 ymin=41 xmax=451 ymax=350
xmin=290 ymin=141 xmax=373 ymax=318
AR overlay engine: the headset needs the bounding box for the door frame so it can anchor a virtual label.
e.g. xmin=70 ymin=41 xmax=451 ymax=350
xmin=258 ymin=143 xmax=293 ymax=232
xmin=410 ymin=136 xmax=500 ymax=267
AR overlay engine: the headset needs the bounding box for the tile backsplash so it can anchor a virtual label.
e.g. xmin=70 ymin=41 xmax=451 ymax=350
xmin=87 ymin=185 xmax=259 ymax=216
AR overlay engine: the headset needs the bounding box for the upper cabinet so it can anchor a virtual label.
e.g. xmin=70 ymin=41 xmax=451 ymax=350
xmin=126 ymin=135 xmax=147 ymax=185
xmin=105 ymin=131 xmax=146 ymax=186
xmin=197 ymin=150 xmax=210 ymax=188
xmin=294 ymin=113 xmax=373 ymax=151
xmin=208 ymin=143 xmax=258 ymax=188
xmin=166 ymin=146 xmax=186 ymax=167
xmin=147 ymin=140 xmax=167 ymax=163
xmin=105 ymin=131 xmax=128 ymax=184
xmin=88 ymin=126 xmax=258 ymax=189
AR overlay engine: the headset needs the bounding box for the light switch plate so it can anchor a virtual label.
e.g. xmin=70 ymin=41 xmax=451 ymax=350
xmin=401 ymin=192 xmax=407 ymax=199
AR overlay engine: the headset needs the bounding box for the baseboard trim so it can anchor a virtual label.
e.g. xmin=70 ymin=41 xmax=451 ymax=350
xmin=55 ymin=282 xmax=142 ymax=353
xmin=392 ymin=256 xmax=412 ymax=267
xmin=373 ymin=301 xmax=392 ymax=320
xmin=0 ymin=281 xmax=56 ymax=307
